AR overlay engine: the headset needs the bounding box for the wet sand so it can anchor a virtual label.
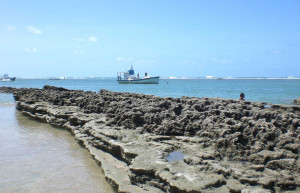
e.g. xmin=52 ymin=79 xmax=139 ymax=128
xmin=0 ymin=105 xmax=115 ymax=193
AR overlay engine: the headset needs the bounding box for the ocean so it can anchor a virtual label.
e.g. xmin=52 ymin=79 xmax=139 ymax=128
xmin=1 ymin=78 xmax=300 ymax=105
xmin=0 ymin=78 xmax=299 ymax=192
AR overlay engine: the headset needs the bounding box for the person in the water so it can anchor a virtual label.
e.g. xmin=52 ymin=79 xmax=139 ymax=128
xmin=239 ymin=93 xmax=245 ymax=100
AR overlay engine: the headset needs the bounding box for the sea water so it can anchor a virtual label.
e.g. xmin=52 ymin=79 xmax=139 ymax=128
xmin=1 ymin=78 xmax=300 ymax=104
xmin=0 ymin=78 xmax=299 ymax=192
xmin=0 ymin=105 xmax=115 ymax=193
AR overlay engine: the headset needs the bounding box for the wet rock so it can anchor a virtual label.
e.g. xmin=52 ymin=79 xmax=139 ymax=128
xmin=241 ymin=188 xmax=272 ymax=193
xmin=226 ymin=179 xmax=245 ymax=193
xmin=0 ymin=86 xmax=18 ymax=93
xmin=266 ymin=159 xmax=296 ymax=170
xmin=3 ymin=85 xmax=300 ymax=193
xmin=294 ymin=98 xmax=300 ymax=105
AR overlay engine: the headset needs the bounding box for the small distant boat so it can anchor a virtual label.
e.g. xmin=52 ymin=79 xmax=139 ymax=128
xmin=49 ymin=77 xmax=66 ymax=80
xmin=117 ymin=65 xmax=159 ymax=84
xmin=1 ymin=74 xmax=16 ymax=82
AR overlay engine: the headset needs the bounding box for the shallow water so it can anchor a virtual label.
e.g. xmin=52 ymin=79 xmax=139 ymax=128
xmin=0 ymin=105 xmax=114 ymax=193
xmin=166 ymin=151 xmax=186 ymax=162
xmin=1 ymin=78 xmax=300 ymax=104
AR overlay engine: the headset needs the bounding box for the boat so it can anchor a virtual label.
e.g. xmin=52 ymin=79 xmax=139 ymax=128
xmin=117 ymin=65 xmax=160 ymax=84
xmin=49 ymin=77 xmax=66 ymax=80
xmin=1 ymin=74 xmax=16 ymax=82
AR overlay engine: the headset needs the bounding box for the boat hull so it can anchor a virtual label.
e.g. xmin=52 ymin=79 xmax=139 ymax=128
xmin=1 ymin=74 xmax=16 ymax=82
xmin=1 ymin=78 xmax=16 ymax=82
xmin=118 ymin=76 xmax=160 ymax=84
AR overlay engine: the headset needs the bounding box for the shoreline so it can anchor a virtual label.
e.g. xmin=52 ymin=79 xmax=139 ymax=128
xmin=1 ymin=85 xmax=300 ymax=192
xmin=0 ymin=104 xmax=115 ymax=193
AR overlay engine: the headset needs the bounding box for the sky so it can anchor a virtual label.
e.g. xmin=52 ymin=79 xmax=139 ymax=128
xmin=0 ymin=0 xmax=300 ymax=78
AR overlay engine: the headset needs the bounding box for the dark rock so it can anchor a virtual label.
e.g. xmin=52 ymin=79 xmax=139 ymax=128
xmin=43 ymin=85 xmax=70 ymax=91
xmin=266 ymin=159 xmax=296 ymax=170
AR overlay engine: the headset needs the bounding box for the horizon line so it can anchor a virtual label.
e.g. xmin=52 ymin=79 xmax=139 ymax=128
xmin=11 ymin=76 xmax=300 ymax=80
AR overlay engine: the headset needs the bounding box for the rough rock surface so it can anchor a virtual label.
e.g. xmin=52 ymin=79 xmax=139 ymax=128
xmin=1 ymin=85 xmax=300 ymax=193
xmin=294 ymin=98 xmax=300 ymax=105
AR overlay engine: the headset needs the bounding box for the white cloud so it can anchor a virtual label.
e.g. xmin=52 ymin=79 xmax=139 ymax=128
xmin=27 ymin=26 xmax=42 ymax=34
xmin=88 ymin=36 xmax=98 ymax=42
xmin=117 ymin=57 xmax=133 ymax=62
xmin=8 ymin=25 xmax=16 ymax=31
xmin=25 ymin=48 xmax=38 ymax=52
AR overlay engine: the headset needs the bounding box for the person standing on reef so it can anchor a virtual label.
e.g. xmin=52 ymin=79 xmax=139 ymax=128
xmin=239 ymin=93 xmax=245 ymax=100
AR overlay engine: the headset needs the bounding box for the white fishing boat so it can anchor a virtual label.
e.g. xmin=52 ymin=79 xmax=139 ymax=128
xmin=117 ymin=65 xmax=159 ymax=84
xmin=1 ymin=74 xmax=16 ymax=82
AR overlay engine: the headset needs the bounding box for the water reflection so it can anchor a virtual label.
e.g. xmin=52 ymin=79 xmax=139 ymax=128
xmin=0 ymin=105 xmax=114 ymax=193
xmin=166 ymin=151 xmax=186 ymax=162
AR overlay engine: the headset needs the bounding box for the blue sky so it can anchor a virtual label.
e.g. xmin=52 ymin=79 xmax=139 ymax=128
xmin=1 ymin=0 xmax=300 ymax=77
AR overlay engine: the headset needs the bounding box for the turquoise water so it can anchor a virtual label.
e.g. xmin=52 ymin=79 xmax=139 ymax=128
xmin=1 ymin=78 xmax=300 ymax=105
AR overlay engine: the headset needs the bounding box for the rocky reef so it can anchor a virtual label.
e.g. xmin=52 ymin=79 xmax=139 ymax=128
xmin=1 ymin=85 xmax=300 ymax=193
xmin=294 ymin=98 xmax=300 ymax=105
